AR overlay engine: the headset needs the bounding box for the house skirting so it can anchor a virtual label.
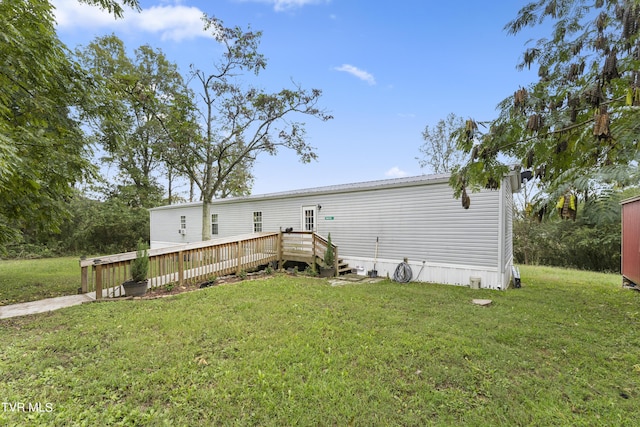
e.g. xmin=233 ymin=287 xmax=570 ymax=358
xmin=342 ymin=256 xmax=510 ymax=290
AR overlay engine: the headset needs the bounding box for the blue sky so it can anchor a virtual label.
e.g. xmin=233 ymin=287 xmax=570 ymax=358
xmin=53 ymin=0 xmax=538 ymax=196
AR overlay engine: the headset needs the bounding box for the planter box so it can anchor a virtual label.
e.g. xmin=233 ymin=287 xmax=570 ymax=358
xmin=319 ymin=267 xmax=336 ymax=278
xmin=122 ymin=280 xmax=148 ymax=297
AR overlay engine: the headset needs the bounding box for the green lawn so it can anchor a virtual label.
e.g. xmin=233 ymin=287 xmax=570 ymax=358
xmin=0 ymin=257 xmax=80 ymax=305
xmin=1 ymin=264 xmax=638 ymax=426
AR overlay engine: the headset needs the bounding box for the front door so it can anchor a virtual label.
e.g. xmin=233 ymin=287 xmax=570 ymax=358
xmin=301 ymin=206 xmax=316 ymax=232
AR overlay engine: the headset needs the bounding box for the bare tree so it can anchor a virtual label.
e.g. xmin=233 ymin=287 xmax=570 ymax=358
xmin=167 ymin=17 xmax=332 ymax=240
xmin=417 ymin=113 xmax=466 ymax=174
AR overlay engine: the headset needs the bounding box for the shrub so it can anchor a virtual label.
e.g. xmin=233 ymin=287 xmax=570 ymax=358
xmin=324 ymin=233 xmax=335 ymax=267
xmin=130 ymin=241 xmax=149 ymax=282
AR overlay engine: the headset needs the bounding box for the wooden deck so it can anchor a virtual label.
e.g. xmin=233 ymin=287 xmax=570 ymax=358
xmin=80 ymin=231 xmax=338 ymax=300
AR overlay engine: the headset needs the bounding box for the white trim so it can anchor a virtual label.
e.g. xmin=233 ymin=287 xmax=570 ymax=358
xmin=497 ymin=178 xmax=506 ymax=282
xmin=301 ymin=205 xmax=317 ymax=232
xmin=502 ymin=255 xmax=515 ymax=289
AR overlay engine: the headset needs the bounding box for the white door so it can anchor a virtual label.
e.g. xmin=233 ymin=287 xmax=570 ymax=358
xmin=301 ymin=206 xmax=316 ymax=232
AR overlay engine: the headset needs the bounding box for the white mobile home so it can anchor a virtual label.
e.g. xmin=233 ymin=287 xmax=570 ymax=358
xmin=150 ymin=170 xmax=521 ymax=289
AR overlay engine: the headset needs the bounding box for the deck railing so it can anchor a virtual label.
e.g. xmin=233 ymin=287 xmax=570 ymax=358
xmin=280 ymin=231 xmax=338 ymax=271
xmin=80 ymin=231 xmax=336 ymax=299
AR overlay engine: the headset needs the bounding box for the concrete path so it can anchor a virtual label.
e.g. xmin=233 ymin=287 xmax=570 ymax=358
xmin=0 ymin=294 xmax=95 ymax=320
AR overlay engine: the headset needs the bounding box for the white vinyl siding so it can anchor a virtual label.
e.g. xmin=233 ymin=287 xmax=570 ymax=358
xmin=190 ymin=180 xmax=498 ymax=268
xmin=310 ymin=183 xmax=499 ymax=268
xmin=149 ymin=203 xmax=203 ymax=248
xmin=149 ymin=172 xmax=519 ymax=287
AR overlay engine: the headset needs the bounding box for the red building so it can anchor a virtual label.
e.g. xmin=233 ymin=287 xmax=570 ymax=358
xmin=622 ymin=195 xmax=640 ymax=286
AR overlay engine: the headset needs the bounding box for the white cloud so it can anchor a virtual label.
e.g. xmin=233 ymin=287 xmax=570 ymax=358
xmin=334 ymin=64 xmax=376 ymax=85
xmin=52 ymin=0 xmax=212 ymax=42
xmin=238 ymin=0 xmax=330 ymax=12
xmin=385 ymin=167 xmax=408 ymax=178
xmin=52 ymin=0 xmax=123 ymax=28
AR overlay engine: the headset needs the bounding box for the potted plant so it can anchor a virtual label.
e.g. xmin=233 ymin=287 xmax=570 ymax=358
xmin=122 ymin=241 xmax=149 ymax=297
xmin=319 ymin=233 xmax=336 ymax=278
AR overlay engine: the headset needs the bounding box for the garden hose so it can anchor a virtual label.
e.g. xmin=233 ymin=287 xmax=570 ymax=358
xmin=393 ymin=261 xmax=412 ymax=283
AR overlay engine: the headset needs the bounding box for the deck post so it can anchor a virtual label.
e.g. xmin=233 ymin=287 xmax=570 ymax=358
xmin=80 ymin=263 xmax=88 ymax=294
xmin=237 ymin=240 xmax=244 ymax=275
xmin=312 ymin=233 xmax=317 ymax=273
xmin=178 ymin=251 xmax=184 ymax=286
xmin=95 ymin=264 xmax=103 ymax=300
xmin=334 ymin=246 xmax=339 ymax=277
xmin=277 ymin=231 xmax=283 ymax=271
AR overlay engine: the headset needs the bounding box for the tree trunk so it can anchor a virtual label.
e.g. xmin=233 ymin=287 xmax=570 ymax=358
xmin=201 ymin=201 xmax=211 ymax=241
xmin=167 ymin=167 xmax=173 ymax=204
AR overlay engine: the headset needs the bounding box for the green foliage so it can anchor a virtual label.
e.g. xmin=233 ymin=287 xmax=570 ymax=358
xmin=303 ymin=265 xmax=318 ymax=277
xmin=514 ymin=216 xmax=621 ymax=272
xmin=451 ymin=0 xmax=640 ymax=208
xmin=0 ymin=1 xmax=143 ymax=254
xmin=22 ymin=194 xmax=149 ymax=257
xmin=76 ymin=35 xmax=192 ymax=209
xmin=130 ymin=240 xmax=149 ymax=282
xmin=513 ymin=187 xmax=640 ymax=272
xmin=0 ymin=0 xmax=96 ymax=252
xmin=1 ymin=269 xmax=639 ymax=425
xmin=238 ymin=270 xmax=248 ymax=280
xmin=323 ymin=233 xmax=335 ymax=267
xmin=78 ymin=0 xmax=141 ymax=19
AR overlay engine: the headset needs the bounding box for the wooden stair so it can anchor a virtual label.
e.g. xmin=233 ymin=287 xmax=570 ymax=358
xmin=279 ymin=231 xmax=351 ymax=277
xmin=337 ymin=258 xmax=351 ymax=275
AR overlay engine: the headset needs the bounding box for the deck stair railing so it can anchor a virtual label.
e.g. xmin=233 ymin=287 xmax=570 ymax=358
xmin=80 ymin=231 xmax=338 ymax=299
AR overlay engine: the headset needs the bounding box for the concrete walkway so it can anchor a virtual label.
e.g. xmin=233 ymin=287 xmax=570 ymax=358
xmin=0 ymin=294 xmax=95 ymax=320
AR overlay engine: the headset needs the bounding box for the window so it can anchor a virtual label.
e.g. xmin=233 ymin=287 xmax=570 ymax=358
xmin=180 ymin=215 xmax=186 ymax=235
xmin=211 ymin=213 xmax=219 ymax=236
xmin=253 ymin=211 xmax=262 ymax=232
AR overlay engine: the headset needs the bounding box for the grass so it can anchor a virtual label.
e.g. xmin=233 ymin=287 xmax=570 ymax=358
xmin=0 ymin=264 xmax=639 ymax=426
xmin=0 ymin=257 xmax=80 ymax=305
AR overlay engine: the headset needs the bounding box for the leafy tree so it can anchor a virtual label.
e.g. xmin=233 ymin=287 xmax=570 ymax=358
xmin=77 ymin=0 xmax=140 ymax=18
xmin=62 ymin=195 xmax=149 ymax=255
xmin=513 ymin=187 xmax=640 ymax=272
xmin=77 ymin=35 xmax=191 ymax=208
xmin=0 ymin=0 xmax=93 ymax=251
xmin=165 ymin=17 xmax=332 ymax=240
xmin=0 ymin=0 xmax=141 ymax=253
xmin=417 ymin=113 xmax=466 ymax=174
xmin=450 ymin=0 xmax=640 ymax=211
xmin=8 ymin=186 xmax=151 ymax=258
